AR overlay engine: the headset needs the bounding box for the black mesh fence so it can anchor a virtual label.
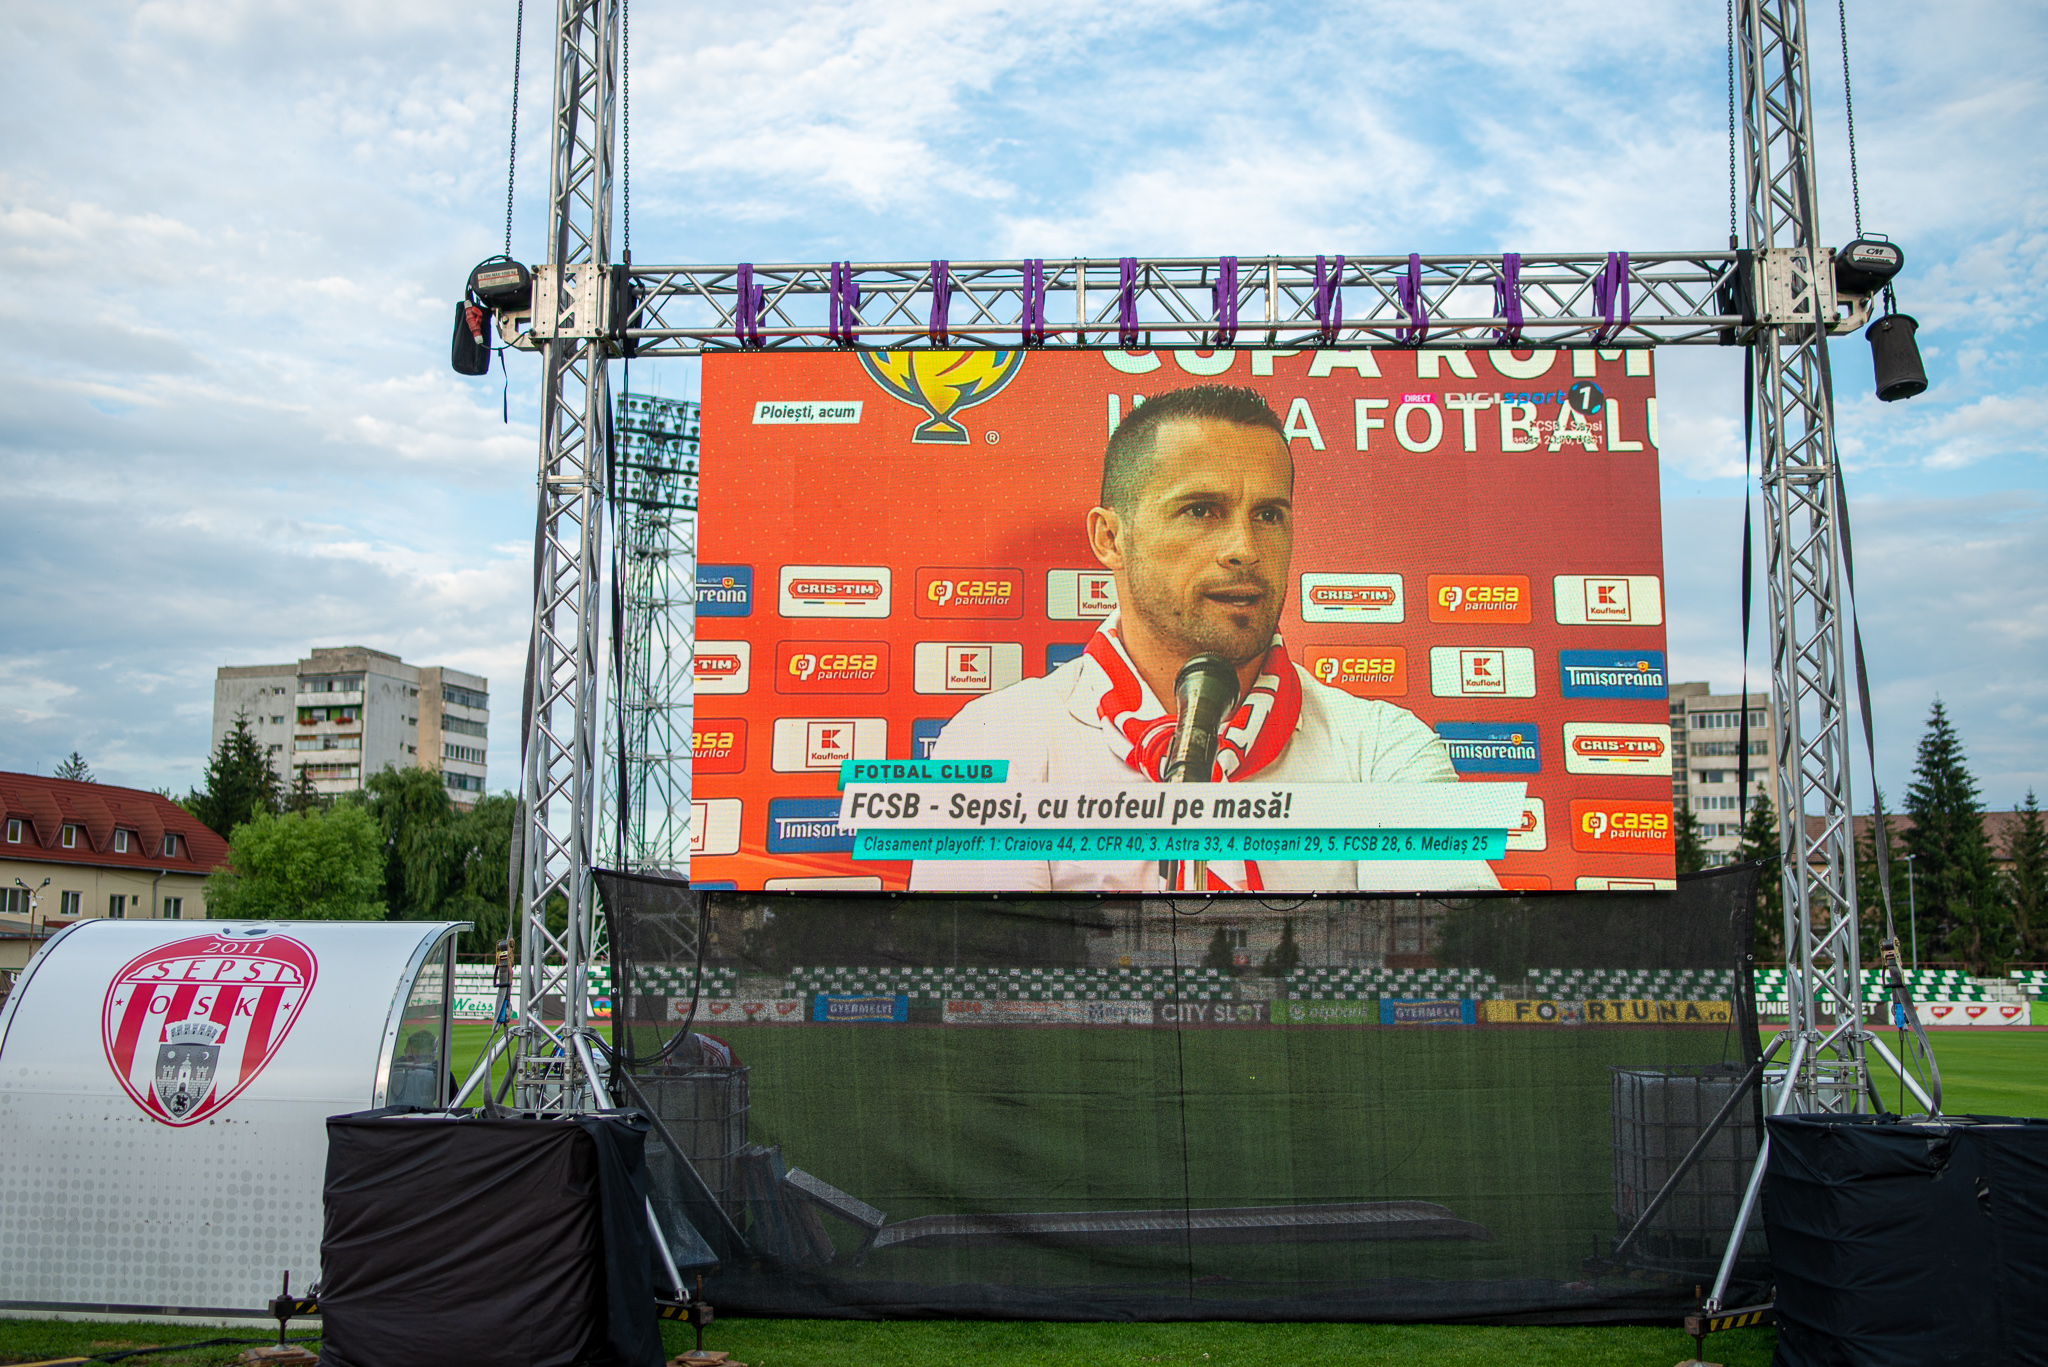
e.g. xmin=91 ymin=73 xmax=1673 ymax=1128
xmin=594 ymin=864 xmax=1767 ymax=1322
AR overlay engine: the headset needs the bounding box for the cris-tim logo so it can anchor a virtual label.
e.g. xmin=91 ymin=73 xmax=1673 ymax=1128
xmin=1304 ymin=648 xmax=1407 ymax=696
xmin=1428 ymin=575 xmax=1531 ymax=624
xmin=101 ymin=929 xmax=317 ymax=1126
xmin=777 ymin=642 xmax=889 ymax=693
xmin=1570 ymin=801 xmax=1675 ymax=853
xmin=916 ymin=568 xmax=1023 ymax=619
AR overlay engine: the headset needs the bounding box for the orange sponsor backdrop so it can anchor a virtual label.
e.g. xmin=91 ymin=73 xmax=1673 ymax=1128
xmin=694 ymin=348 xmax=1674 ymax=892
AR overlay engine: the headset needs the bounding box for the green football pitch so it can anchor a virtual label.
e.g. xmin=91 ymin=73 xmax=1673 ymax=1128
xmin=1 ymin=1028 xmax=2031 ymax=1367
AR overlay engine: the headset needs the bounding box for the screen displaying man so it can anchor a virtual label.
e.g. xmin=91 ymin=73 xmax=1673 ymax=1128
xmin=909 ymin=384 xmax=1500 ymax=894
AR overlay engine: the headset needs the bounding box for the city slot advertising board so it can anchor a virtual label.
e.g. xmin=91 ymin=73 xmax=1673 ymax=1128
xmin=694 ymin=347 xmax=1673 ymax=894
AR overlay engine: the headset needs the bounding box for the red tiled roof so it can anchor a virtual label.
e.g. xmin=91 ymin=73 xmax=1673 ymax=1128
xmin=0 ymin=773 xmax=228 ymax=874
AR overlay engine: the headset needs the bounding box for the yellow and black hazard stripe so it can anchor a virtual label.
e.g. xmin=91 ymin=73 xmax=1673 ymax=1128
xmin=1685 ymin=1302 xmax=1774 ymax=1335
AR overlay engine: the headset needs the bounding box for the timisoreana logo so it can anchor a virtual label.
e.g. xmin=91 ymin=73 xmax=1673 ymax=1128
xmin=1427 ymin=575 xmax=1531 ymax=624
xmin=1434 ymin=722 xmax=1540 ymax=774
xmin=860 ymin=350 xmax=1025 ymax=443
xmin=1558 ymin=650 xmax=1668 ymax=699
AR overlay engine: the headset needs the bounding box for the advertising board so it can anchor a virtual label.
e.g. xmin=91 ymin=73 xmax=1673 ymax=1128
xmin=697 ymin=348 xmax=1671 ymax=893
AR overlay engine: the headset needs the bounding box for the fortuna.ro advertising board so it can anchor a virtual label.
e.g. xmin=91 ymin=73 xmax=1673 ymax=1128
xmin=0 ymin=919 xmax=464 ymax=1315
xmin=695 ymin=347 xmax=1671 ymax=894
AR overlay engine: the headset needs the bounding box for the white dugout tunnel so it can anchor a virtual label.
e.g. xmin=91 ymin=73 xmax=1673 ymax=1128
xmin=0 ymin=919 xmax=466 ymax=1316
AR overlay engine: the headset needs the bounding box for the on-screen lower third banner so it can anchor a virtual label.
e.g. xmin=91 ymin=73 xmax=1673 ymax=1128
xmin=691 ymin=347 xmax=1674 ymax=894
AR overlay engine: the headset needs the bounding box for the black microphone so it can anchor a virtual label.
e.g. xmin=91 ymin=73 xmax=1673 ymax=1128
xmin=1160 ymin=653 xmax=1241 ymax=783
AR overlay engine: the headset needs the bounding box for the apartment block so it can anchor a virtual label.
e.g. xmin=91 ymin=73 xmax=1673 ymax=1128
xmin=213 ymin=646 xmax=489 ymax=806
xmin=1668 ymin=681 xmax=1774 ymax=865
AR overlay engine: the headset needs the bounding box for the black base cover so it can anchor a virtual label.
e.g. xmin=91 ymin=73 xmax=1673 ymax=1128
xmin=317 ymin=1110 xmax=663 ymax=1367
xmin=1765 ymin=1113 xmax=2048 ymax=1367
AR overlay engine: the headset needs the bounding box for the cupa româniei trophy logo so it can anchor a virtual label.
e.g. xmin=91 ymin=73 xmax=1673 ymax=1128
xmin=860 ymin=350 xmax=1024 ymax=443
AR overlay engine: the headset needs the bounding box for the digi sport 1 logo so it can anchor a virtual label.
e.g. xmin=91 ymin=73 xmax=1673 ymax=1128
xmin=101 ymin=929 xmax=318 ymax=1126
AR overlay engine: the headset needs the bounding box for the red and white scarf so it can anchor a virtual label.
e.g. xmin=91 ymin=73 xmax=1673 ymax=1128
xmin=1077 ymin=615 xmax=1302 ymax=891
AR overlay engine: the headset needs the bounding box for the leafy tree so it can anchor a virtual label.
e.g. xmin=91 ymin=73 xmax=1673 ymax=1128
xmin=1738 ymin=789 xmax=1783 ymax=960
xmin=1202 ymin=925 xmax=1237 ymax=974
xmin=441 ymin=793 xmax=519 ymax=952
xmin=204 ymin=805 xmax=386 ymax=920
xmin=1673 ymin=802 xmax=1707 ymax=876
xmin=187 ymin=712 xmax=283 ymax=838
xmin=361 ymin=765 xmax=456 ymax=919
xmin=1903 ymin=700 xmax=2008 ymax=971
xmin=1260 ymin=918 xmax=1302 ymax=977
xmin=2004 ymin=790 xmax=2048 ymax=962
xmin=53 ymin=751 xmax=93 ymax=782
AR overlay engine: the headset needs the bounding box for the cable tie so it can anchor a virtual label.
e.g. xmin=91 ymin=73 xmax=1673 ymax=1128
xmin=1492 ymin=253 xmax=1524 ymax=344
xmin=928 ymin=260 xmax=952 ymax=345
xmin=1117 ymin=257 xmax=1140 ymax=348
xmin=1212 ymin=256 xmax=1239 ymax=347
xmin=1395 ymin=253 xmax=1428 ymax=346
xmin=828 ymin=262 xmax=861 ymax=346
xmin=734 ymin=264 xmax=765 ymax=348
xmin=1313 ymin=255 xmax=1345 ymax=344
xmin=1022 ymin=259 xmax=1046 ymax=345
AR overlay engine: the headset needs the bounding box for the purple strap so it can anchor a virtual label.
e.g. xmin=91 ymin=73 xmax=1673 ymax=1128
xmin=1213 ymin=256 xmax=1239 ymax=345
xmin=735 ymin=263 xmax=765 ymax=347
xmin=1492 ymin=253 xmax=1524 ymax=344
xmin=1118 ymin=257 xmax=1139 ymax=347
xmin=1022 ymin=259 xmax=1046 ymax=345
xmin=1592 ymin=252 xmax=1631 ymax=343
xmin=828 ymin=262 xmax=861 ymax=346
xmin=928 ymin=260 xmax=952 ymax=345
xmin=1396 ymin=253 xmax=1429 ymax=345
xmin=1314 ymin=255 xmax=1344 ymax=343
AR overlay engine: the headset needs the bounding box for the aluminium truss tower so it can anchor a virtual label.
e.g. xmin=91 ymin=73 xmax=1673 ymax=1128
xmin=515 ymin=0 xmax=1890 ymax=1126
xmin=514 ymin=0 xmax=617 ymax=1112
xmin=610 ymin=393 xmax=700 ymax=877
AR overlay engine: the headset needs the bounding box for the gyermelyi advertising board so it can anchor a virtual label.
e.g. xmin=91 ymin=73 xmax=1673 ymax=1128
xmin=693 ymin=347 xmax=1673 ymax=894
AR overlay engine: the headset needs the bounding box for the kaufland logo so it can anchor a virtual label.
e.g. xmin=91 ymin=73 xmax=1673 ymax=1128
xmin=1429 ymin=646 xmax=1537 ymax=698
xmin=1046 ymin=569 xmax=1117 ymax=620
xmin=1553 ymin=575 xmax=1664 ymax=626
xmin=1428 ymin=575 xmax=1531 ymax=624
xmin=1559 ymin=650 xmax=1668 ymax=699
xmin=807 ymin=722 xmax=853 ymax=768
xmin=696 ymin=564 xmax=754 ymax=618
xmin=946 ymin=646 xmax=992 ymax=692
xmin=1462 ymin=650 xmax=1504 ymax=693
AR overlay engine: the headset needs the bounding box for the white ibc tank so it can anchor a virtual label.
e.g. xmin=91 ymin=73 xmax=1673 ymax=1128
xmin=0 ymin=919 xmax=466 ymax=1316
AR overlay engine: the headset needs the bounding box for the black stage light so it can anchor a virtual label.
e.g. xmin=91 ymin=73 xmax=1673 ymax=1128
xmin=468 ymin=256 xmax=534 ymax=312
xmin=1833 ymin=236 xmax=1903 ymax=297
xmin=1866 ymin=312 xmax=1927 ymax=402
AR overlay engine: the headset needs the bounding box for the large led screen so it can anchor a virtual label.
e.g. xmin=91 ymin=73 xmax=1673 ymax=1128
xmin=692 ymin=347 xmax=1672 ymax=894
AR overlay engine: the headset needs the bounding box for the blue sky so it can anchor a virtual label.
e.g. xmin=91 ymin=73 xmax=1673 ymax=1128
xmin=2 ymin=0 xmax=2043 ymax=809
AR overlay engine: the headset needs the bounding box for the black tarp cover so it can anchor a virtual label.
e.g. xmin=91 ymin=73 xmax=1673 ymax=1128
xmin=317 ymin=1109 xmax=663 ymax=1367
xmin=601 ymin=866 xmax=1769 ymax=1322
xmin=1765 ymin=1113 xmax=2048 ymax=1367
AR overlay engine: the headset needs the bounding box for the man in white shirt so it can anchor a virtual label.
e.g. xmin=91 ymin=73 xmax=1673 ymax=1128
xmin=907 ymin=384 xmax=1499 ymax=894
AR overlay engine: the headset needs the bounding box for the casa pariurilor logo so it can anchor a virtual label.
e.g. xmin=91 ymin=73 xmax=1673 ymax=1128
xmin=860 ymin=349 xmax=1024 ymax=443
xmin=101 ymin=928 xmax=318 ymax=1126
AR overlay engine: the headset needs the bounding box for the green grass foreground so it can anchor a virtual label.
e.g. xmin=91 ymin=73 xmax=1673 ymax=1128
xmin=0 ymin=1316 xmax=1776 ymax=1367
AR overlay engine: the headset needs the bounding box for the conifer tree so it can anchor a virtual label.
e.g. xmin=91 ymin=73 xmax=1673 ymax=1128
xmin=1673 ymin=802 xmax=1708 ymax=875
xmin=1738 ymin=789 xmax=1783 ymax=959
xmin=1260 ymin=918 xmax=1302 ymax=977
xmin=2005 ymin=790 xmax=2048 ymax=962
xmin=1903 ymin=700 xmax=2008 ymax=970
xmin=186 ymin=713 xmax=284 ymax=838
xmin=1202 ymin=925 xmax=1237 ymax=973
xmin=52 ymin=751 xmax=93 ymax=782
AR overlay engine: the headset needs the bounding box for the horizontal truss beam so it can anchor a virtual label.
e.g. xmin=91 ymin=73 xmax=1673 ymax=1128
xmin=604 ymin=253 xmax=1749 ymax=353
